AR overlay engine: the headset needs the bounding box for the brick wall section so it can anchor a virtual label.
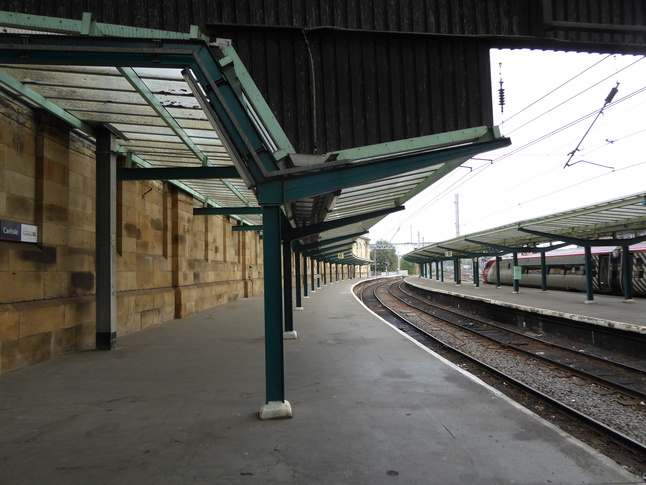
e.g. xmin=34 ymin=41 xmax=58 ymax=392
xmin=0 ymin=96 xmax=264 ymax=374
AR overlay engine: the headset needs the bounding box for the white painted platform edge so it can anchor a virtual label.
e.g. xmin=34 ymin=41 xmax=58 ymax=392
xmin=349 ymin=279 xmax=639 ymax=482
xmin=406 ymin=279 xmax=645 ymax=335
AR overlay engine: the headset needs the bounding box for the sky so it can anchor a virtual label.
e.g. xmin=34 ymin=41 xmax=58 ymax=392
xmin=367 ymin=48 xmax=646 ymax=253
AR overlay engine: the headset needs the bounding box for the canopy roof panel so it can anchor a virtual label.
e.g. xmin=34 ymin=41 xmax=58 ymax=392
xmin=403 ymin=192 xmax=646 ymax=263
xmin=0 ymin=11 xmax=510 ymax=257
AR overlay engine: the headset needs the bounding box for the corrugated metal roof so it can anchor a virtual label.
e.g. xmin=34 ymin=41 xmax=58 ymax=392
xmin=403 ymin=192 xmax=646 ymax=263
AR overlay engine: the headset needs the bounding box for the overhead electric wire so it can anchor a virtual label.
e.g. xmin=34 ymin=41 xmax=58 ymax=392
xmin=494 ymin=86 xmax=646 ymax=163
xmin=504 ymin=56 xmax=643 ymax=135
xmin=396 ymin=86 xmax=646 ymax=238
xmin=467 ymin=160 xmax=646 ymax=227
xmin=381 ymin=52 xmax=646 ymax=244
xmin=502 ymin=52 xmax=615 ymax=125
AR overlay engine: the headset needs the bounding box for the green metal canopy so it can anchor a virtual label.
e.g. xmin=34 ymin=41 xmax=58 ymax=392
xmin=403 ymin=192 xmax=646 ymax=264
xmin=0 ymin=10 xmax=511 ymax=418
xmin=0 ymin=10 xmax=510 ymax=248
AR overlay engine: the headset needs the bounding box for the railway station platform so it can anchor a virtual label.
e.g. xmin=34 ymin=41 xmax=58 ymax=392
xmin=406 ymin=276 xmax=645 ymax=333
xmin=0 ymin=279 xmax=640 ymax=484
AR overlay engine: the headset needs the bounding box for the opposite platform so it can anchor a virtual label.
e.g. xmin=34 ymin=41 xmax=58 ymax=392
xmin=407 ymin=275 xmax=646 ymax=333
xmin=0 ymin=279 xmax=640 ymax=484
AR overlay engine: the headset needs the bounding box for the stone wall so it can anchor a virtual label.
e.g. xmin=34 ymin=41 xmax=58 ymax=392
xmin=0 ymin=96 xmax=263 ymax=374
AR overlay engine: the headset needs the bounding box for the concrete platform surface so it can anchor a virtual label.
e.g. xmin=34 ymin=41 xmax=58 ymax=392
xmin=407 ymin=276 xmax=645 ymax=333
xmin=0 ymin=279 xmax=640 ymax=484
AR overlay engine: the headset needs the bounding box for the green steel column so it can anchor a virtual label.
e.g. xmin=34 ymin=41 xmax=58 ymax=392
xmin=622 ymin=246 xmax=634 ymax=302
xmin=282 ymin=241 xmax=294 ymax=333
xmin=474 ymin=258 xmax=480 ymax=288
xmin=440 ymin=261 xmax=444 ymax=282
xmin=512 ymin=253 xmax=519 ymax=293
xmin=495 ymin=256 xmax=501 ymax=288
xmin=294 ymin=248 xmax=303 ymax=309
xmin=311 ymin=259 xmax=316 ymax=292
xmin=584 ymin=246 xmax=594 ymax=303
xmin=323 ymin=262 xmax=327 ymax=285
xmin=453 ymin=259 xmax=460 ymax=285
xmin=540 ymin=252 xmax=548 ymax=291
xmin=429 ymin=263 xmax=433 ymax=280
xmin=317 ymin=261 xmax=322 ymax=289
xmin=262 ymin=204 xmax=285 ymax=403
xmin=436 ymin=261 xmax=440 ymax=281
xmin=303 ymin=255 xmax=309 ymax=298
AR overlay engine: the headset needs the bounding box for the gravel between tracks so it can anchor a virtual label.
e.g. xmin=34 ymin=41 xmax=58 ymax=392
xmin=378 ymin=288 xmax=646 ymax=447
xmin=372 ymin=280 xmax=646 ymax=450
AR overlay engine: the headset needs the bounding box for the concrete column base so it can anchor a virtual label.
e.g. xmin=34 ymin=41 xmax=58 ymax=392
xmin=295 ymin=307 xmax=304 ymax=311
xmin=303 ymin=296 xmax=310 ymax=299
xmin=283 ymin=330 xmax=298 ymax=340
xmin=584 ymin=300 xmax=596 ymax=304
xmin=259 ymin=400 xmax=293 ymax=420
xmin=622 ymin=299 xmax=635 ymax=304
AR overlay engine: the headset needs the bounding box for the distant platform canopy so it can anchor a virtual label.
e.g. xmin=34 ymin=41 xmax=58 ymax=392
xmin=403 ymin=192 xmax=646 ymax=264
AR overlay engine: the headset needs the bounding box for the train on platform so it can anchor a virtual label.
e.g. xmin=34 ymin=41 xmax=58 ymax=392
xmin=481 ymin=243 xmax=646 ymax=296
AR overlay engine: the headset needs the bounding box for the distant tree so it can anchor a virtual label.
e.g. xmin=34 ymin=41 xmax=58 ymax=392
xmin=400 ymin=258 xmax=416 ymax=274
xmin=370 ymin=240 xmax=398 ymax=273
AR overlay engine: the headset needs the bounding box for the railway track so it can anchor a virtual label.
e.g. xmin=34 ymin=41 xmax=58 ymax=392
xmin=358 ymin=278 xmax=646 ymax=460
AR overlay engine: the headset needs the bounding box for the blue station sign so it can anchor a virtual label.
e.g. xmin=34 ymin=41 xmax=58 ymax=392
xmin=1 ymin=220 xmax=38 ymax=243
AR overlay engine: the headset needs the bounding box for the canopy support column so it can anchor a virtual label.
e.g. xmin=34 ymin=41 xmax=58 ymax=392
xmin=512 ymin=253 xmax=519 ymax=293
xmin=474 ymin=258 xmax=480 ymax=288
xmin=96 ymin=128 xmax=117 ymax=350
xmin=260 ymin=204 xmax=292 ymax=419
xmin=622 ymin=246 xmax=635 ymax=303
xmin=584 ymin=246 xmax=595 ymax=304
xmin=311 ymin=259 xmax=316 ymax=292
xmin=495 ymin=256 xmax=501 ymax=288
xmin=302 ymin=254 xmax=309 ymax=299
xmin=294 ymin=248 xmax=304 ymax=310
xmin=541 ymin=253 xmax=548 ymax=291
xmin=282 ymin=240 xmax=297 ymax=338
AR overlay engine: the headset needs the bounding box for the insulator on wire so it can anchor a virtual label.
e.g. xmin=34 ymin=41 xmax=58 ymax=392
xmin=605 ymin=82 xmax=619 ymax=105
xmin=498 ymin=62 xmax=505 ymax=114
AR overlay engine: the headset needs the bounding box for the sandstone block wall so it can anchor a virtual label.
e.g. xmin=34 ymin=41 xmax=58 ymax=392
xmin=0 ymin=96 xmax=263 ymax=374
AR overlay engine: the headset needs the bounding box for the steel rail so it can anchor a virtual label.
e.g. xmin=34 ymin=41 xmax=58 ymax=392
xmin=395 ymin=282 xmax=646 ymax=400
xmin=357 ymin=279 xmax=646 ymax=456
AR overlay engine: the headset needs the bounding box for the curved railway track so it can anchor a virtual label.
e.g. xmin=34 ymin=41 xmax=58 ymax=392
xmin=358 ymin=278 xmax=646 ymax=460
xmin=394 ymin=281 xmax=646 ymax=399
